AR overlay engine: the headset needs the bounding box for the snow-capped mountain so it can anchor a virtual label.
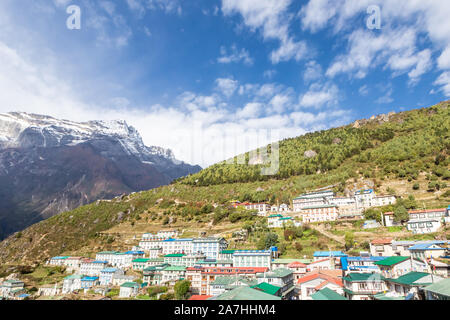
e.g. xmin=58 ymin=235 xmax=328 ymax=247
xmin=0 ymin=112 xmax=201 ymax=240
xmin=0 ymin=112 xmax=176 ymax=161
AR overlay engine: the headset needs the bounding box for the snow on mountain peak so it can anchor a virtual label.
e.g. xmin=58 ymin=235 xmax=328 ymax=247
xmin=0 ymin=112 xmax=176 ymax=161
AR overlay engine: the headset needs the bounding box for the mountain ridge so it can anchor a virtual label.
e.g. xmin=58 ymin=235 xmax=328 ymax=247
xmin=0 ymin=112 xmax=201 ymax=239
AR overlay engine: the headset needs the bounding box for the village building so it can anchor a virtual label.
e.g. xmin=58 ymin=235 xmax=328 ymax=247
xmin=407 ymin=219 xmax=442 ymax=234
xmin=38 ymin=283 xmax=63 ymax=297
xmin=271 ymin=258 xmax=312 ymax=269
xmin=286 ymin=261 xmax=308 ymax=280
xmin=81 ymin=276 xmax=99 ymax=290
xmin=62 ymin=274 xmax=83 ymax=293
xmin=161 ymin=266 xmax=186 ymax=285
xmin=268 ymin=216 xmax=302 ymax=228
xmin=47 ymin=256 xmax=70 ymax=266
xmin=256 ymin=268 xmax=295 ymax=299
xmin=384 ymin=272 xmax=443 ymax=299
xmin=370 ymin=238 xmax=395 ymax=256
xmin=342 ymin=273 xmax=387 ymax=300
xmin=80 ymin=260 xmax=108 ymax=276
xmin=192 ymin=237 xmax=228 ymax=260
xmin=296 ymin=271 xmax=344 ymax=300
xmin=209 ymin=286 xmax=281 ymax=300
xmin=310 ymin=287 xmax=347 ymax=300
xmin=232 ymin=250 xmax=272 ymax=268
xmin=195 ymin=259 xmax=234 ymax=268
xmin=218 ymin=250 xmax=236 ymax=260
xmin=119 ymin=282 xmax=140 ymax=298
xmin=343 ymin=256 xmax=385 ymax=273
xmin=374 ymin=256 xmax=428 ymax=278
xmin=209 ymin=276 xmax=258 ymax=296
xmin=293 ymin=190 xmax=335 ymax=212
xmin=300 ymin=205 xmax=339 ymax=223
xmin=429 ymin=259 xmax=450 ymax=277
xmin=132 ymin=258 xmax=151 ymax=271
xmin=142 ymin=264 xmax=170 ymax=286
xmin=99 ymin=268 xmax=124 ymax=286
xmin=161 ymin=238 xmax=193 ymax=255
xmin=181 ymin=253 xmax=207 ymax=267
xmin=423 ymin=278 xmax=450 ymax=300
xmin=408 ymin=242 xmax=448 ymax=261
xmin=0 ymin=279 xmax=25 ymax=299
xmin=252 ymin=282 xmax=283 ymax=297
xmin=185 ymin=267 xmax=269 ymax=296
xmin=234 ymin=202 xmax=271 ymax=216
xmin=112 ymin=275 xmax=136 ymax=287
xmin=384 ymin=208 xmax=447 ymax=230
xmin=163 ymin=253 xmax=186 ymax=266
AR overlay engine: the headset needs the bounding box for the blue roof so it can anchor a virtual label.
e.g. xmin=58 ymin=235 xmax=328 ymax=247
xmin=93 ymin=260 xmax=108 ymax=264
xmin=163 ymin=238 xmax=193 ymax=242
xmin=18 ymin=294 xmax=30 ymax=298
xmin=101 ymin=268 xmax=118 ymax=273
xmin=81 ymin=277 xmax=99 ymax=281
xmin=408 ymin=242 xmax=445 ymax=251
xmin=314 ymin=251 xmax=347 ymax=257
xmin=347 ymin=256 xmax=386 ymax=262
xmin=125 ymin=251 xmax=145 ymax=254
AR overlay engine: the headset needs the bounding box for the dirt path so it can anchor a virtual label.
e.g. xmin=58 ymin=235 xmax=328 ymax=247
xmin=310 ymin=224 xmax=346 ymax=245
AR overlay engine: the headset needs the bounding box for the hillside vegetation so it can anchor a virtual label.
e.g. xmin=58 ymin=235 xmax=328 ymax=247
xmin=0 ymin=101 xmax=449 ymax=269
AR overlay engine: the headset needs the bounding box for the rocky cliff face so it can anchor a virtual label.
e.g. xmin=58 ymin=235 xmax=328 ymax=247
xmin=0 ymin=112 xmax=201 ymax=239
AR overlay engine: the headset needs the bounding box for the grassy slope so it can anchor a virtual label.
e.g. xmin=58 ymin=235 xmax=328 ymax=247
xmin=0 ymin=102 xmax=449 ymax=268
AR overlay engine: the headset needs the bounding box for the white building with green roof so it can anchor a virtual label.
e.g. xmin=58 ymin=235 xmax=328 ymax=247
xmin=119 ymin=282 xmax=140 ymax=298
xmin=62 ymin=274 xmax=84 ymax=293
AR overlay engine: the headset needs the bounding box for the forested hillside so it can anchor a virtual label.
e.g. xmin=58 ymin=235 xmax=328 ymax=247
xmin=180 ymin=102 xmax=449 ymax=187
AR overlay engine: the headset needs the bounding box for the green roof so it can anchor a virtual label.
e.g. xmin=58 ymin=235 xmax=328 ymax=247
xmin=257 ymin=268 xmax=293 ymax=278
xmin=211 ymin=276 xmax=237 ymax=286
xmin=387 ymin=272 xmax=433 ymax=286
xmin=209 ymin=286 xmax=282 ymax=301
xmin=164 ymin=254 xmax=185 ymax=258
xmin=423 ymin=278 xmax=450 ymax=297
xmin=132 ymin=258 xmax=150 ymax=263
xmin=311 ymin=288 xmax=348 ymax=300
xmin=148 ymin=258 xmax=164 ymax=262
xmin=163 ymin=266 xmax=186 ymax=271
xmin=220 ymin=250 xmax=236 ymax=254
xmin=251 ymin=282 xmax=281 ymax=296
xmin=268 ymin=214 xmax=283 ymax=218
xmin=373 ymin=293 xmax=405 ymax=301
xmin=121 ymin=282 xmax=139 ymax=288
xmin=374 ymin=256 xmax=409 ymax=266
xmin=342 ymin=273 xmax=385 ymax=282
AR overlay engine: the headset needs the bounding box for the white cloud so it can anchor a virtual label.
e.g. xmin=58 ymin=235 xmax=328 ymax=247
xmin=218 ymin=45 xmax=253 ymax=65
xmin=221 ymin=0 xmax=308 ymax=64
xmin=299 ymin=83 xmax=339 ymax=109
xmin=434 ymin=72 xmax=450 ymax=97
xmin=236 ymin=102 xmax=262 ymax=118
xmin=438 ymin=46 xmax=450 ymax=70
xmin=303 ymin=60 xmax=323 ymax=82
xmin=215 ymin=78 xmax=239 ymax=98
xmin=126 ymin=0 xmax=182 ymax=16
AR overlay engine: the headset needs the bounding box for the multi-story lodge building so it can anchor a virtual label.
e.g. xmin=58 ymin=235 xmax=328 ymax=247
xmin=79 ymin=260 xmax=108 ymax=276
xmin=300 ymin=205 xmax=339 ymax=223
xmin=185 ymin=267 xmax=269 ymax=296
xmin=232 ymin=202 xmax=271 ymax=216
xmin=384 ymin=208 xmax=448 ymax=234
xmin=232 ymin=250 xmax=272 ymax=268
xmin=293 ymin=190 xmax=335 ymax=211
xmin=192 ymin=237 xmax=228 ymax=260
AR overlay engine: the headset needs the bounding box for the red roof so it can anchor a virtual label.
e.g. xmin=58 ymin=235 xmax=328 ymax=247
xmin=201 ymin=267 xmax=268 ymax=275
xmin=308 ymin=258 xmax=331 ymax=265
xmin=371 ymin=238 xmax=393 ymax=245
xmin=287 ymin=261 xmax=307 ymax=268
xmin=297 ymin=271 xmax=343 ymax=287
xmin=189 ymin=295 xmax=212 ymax=300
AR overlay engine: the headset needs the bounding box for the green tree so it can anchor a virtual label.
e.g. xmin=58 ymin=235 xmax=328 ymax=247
xmin=393 ymin=206 xmax=409 ymax=223
xmin=257 ymin=232 xmax=278 ymax=250
xmin=344 ymin=232 xmax=354 ymax=251
xmin=174 ymin=280 xmax=191 ymax=300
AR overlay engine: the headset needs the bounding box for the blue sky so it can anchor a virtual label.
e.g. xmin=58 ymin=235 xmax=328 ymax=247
xmin=0 ymin=0 xmax=449 ymax=167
